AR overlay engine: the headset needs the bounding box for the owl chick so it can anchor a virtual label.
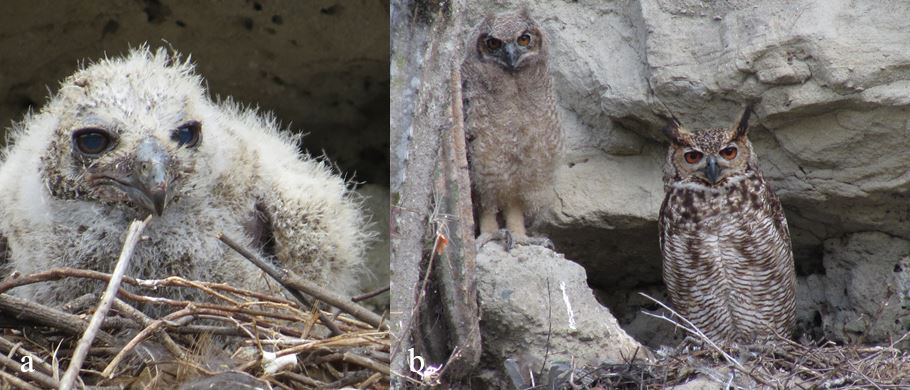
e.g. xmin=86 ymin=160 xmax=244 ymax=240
xmin=0 ymin=48 xmax=371 ymax=308
xmin=461 ymin=10 xmax=562 ymax=248
xmin=658 ymin=106 xmax=796 ymax=344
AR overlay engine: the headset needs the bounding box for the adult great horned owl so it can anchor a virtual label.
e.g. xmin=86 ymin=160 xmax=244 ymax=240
xmin=658 ymin=107 xmax=796 ymax=344
xmin=0 ymin=48 xmax=371 ymax=307
xmin=461 ymin=10 xmax=562 ymax=247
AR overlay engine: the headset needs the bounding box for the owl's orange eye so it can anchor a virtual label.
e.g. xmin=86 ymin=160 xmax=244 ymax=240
xmin=720 ymin=146 xmax=738 ymax=160
xmin=485 ymin=37 xmax=502 ymax=50
xmin=684 ymin=151 xmax=703 ymax=164
xmin=517 ymin=34 xmax=531 ymax=46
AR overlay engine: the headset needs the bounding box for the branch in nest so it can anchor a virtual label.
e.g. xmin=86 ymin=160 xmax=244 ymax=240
xmin=0 ymin=294 xmax=118 ymax=346
xmin=218 ymin=233 xmax=385 ymax=330
xmin=60 ymin=215 xmax=151 ymax=390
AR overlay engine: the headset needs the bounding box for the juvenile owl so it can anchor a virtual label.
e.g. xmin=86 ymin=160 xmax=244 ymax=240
xmin=0 ymin=48 xmax=371 ymax=308
xmin=658 ymin=106 xmax=796 ymax=344
xmin=461 ymin=10 xmax=562 ymax=247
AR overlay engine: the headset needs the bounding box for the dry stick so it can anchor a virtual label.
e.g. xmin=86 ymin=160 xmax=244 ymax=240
xmin=0 ymin=337 xmax=58 ymax=380
xmin=637 ymin=293 xmax=744 ymax=370
xmin=0 ymin=369 xmax=43 ymax=390
xmin=315 ymin=352 xmax=391 ymax=376
xmin=0 ymin=294 xmax=117 ymax=346
xmin=326 ymin=370 xmax=374 ymax=388
xmin=357 ymin=372 xmax=384 ymax=388
xmin=1 ymin=270 xmax=297 ymax=308
xmin=217 ymin=234 xmax=342 ymax=336
xmin=111 ymin=298 xmax=186 ymax=360
xmin=352 ymin=285 xmax=390 ymax=303
xmin=101 ymin=306 xmax=195 ymax=378
xmin=60 ymin=215 xmax=151 ymax=390
xmin=0 ymin=353 xmax=58 ymax=389
xmin=219 ymin=233 xmax=385 ymax=330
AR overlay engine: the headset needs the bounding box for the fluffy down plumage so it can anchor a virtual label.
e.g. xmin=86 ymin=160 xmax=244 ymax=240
xmin=461 ymin=10 xmax=562 ymax=241
xmin=0 ymin=47 xmax=371 ymax=308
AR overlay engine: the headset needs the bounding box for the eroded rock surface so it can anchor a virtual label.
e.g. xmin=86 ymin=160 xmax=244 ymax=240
xmin=474 ymin=243 xmax=647 ymax=388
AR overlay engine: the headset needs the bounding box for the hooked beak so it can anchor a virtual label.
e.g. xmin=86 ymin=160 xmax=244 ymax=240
xmin=504 ymin=43 xmax=520 ymax=71
xmin=130 ymin=139 xmax=171 ymax=216
xmin=703 ymin=156 xmax=720 ymax=184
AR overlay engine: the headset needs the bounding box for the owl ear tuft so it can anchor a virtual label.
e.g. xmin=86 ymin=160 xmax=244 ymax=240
xmin=734 ymin=104 xmax=753 ymax=139
xmin=662 ymin=118 xmax=690 ymax=145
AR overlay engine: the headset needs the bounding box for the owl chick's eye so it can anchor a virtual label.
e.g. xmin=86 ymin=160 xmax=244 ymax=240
xmin=517 ymin=33 xmax=531 ymax=47
xmin=684 ymin=151 xmax=703 ymax=164
xmin=171 ymin=121 xmax=201 ymax=148
xmin=485 ymin=37 xmax=502 ymax=50
xmin=73 ymin=128 xmax=114 ymax=156
xmin=720 ymin=146 xmax=738 ymax=160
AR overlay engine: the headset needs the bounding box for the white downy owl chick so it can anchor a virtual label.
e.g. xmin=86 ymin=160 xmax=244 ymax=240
xmin=0 ymin=47 xmax=372 ymax=308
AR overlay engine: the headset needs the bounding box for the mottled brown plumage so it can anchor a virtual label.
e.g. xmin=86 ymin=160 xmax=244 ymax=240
xmin=658 ymin=107 xmax=796 ymax=344
xmin=461 ymin=10 xmax=562 ymax=245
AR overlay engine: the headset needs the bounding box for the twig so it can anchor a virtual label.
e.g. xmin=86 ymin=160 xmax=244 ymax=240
xmin=111 ymin=298 xmax=186 ymax=360
xmin=0 ymin=294 xmax=117 ymax=346
xmin=0 ymin=335 xmax=58 ymax=378
xmin=60 ymin=215 xmax=151 ymax=390
xmin=0 ymin=353 xmax=58 ymax=388
xmin=217 ymin=233 xmax=343 ymax=336
xmin=638 ymin=293 xmax=748 ymax=374
xmin=357 ymin=372 xmax=384 ymax=388
xmin=280 ymin=371 xmax=327 ymax=387
xmin=220 ymin=233 xmax=384 ymax=332
xmin=101 ymin=305 xmax=195 ymax=378
xmin=314 ymin=351 xmax=391 ymax=375
xmin=325 ymin=370 xmax=374 ymax=388
xmin=0 ymin=369 xmax=43 ymax=390
xmin=352 ymin=285 xmax=390 ymax=302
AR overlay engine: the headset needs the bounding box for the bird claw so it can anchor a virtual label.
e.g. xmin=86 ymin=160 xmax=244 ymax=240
xmin=514 ymin=235 xmax=554 ymax=250
xmin=475 ymin=229 xmax=514 ymax=251
xmin=476 ymin=230 xmax=554 ymax=251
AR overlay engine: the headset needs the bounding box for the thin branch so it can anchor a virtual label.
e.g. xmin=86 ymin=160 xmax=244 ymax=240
xmin=60 ymin=215 xmax=151 ymax=390
xmin=352 ymin=285 xmax=390 ymax=302
xmin=0 ymin=352 xmax=58 ymax=388
xmin=101 ymin=305 xmax=195 ymax=378
xmin=220 ymin=233 xmax=383 ymax=331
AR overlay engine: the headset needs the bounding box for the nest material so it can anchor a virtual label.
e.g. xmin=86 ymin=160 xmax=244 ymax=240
xmin=0 ymin=225 xmax=390 ymax=390
xmin=0 ymin=271 xmax=390 ymax=389
xmin=568 ymin=335 xmax=910 ymax=389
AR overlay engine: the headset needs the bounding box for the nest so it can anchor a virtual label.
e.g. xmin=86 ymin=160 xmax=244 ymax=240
xmin=549 ymin=295 xmax=910 ymax=389
xmin=0 ymin=220 xmax=389 ymax=389
xmin=564 ymin=336 xmax=910 ymax=389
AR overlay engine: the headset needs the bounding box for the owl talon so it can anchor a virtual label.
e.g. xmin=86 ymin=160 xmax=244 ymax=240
xmin=513 ymin=235 xmax=554 ymax=249
xmin=475 ymin=229 xmax=515 ymax=251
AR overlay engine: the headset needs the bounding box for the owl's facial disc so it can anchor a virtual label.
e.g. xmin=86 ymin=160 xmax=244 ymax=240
xmin=479 ymin=29 xmax=540 ymax=71
xmin=79 ymin=121 xmax=201 ymax=216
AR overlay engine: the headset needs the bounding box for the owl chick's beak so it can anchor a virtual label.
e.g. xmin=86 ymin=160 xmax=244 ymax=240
xmin=130 ymin=139 xmax=172 ymax=216
xmin=703 ymin=156 xmax=721 ymax=184
xmin=504 ymin=43 xmax=521 ymax=71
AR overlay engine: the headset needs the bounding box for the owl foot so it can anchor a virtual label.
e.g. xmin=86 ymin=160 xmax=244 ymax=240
xmin=476 ymin=229 xmax=515 ymax=251
xmin=475 ymin=229 xmax=554 ymax=251
xmin=513 ymin=235 xmax=555 ymax=250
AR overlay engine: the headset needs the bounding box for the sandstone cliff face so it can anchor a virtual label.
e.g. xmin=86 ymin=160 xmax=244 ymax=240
xmin=458 ymin=0 xmax=910 ymax=346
